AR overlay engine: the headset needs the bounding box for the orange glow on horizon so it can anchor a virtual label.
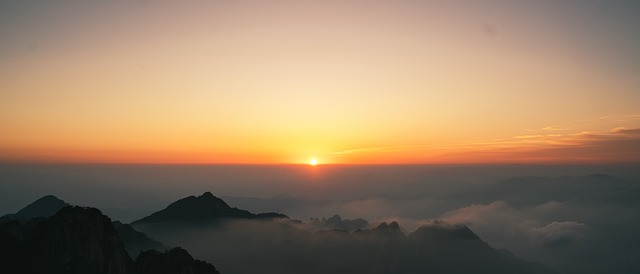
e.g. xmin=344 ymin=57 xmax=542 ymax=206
xmin=1 ymin=126 xmax=638 ymax=165
xmin=1 ymin=1 xmax=639 ymax=165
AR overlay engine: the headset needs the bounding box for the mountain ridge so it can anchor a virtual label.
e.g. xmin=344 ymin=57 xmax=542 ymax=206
xmin=0 ymin=196 xmax=221 ymax=274
xmin=132 ymin=192 xmax=287 ymax=224
xmin=131 ymin=192 xmax=557 ymax=274
xmin=0 ymin=205 xmax=220 ymax=274
xmin=0 ymin=195 xmax=69 ymax=224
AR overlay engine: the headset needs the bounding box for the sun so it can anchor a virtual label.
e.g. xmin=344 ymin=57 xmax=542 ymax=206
xmin=309 ymin=158 xmax=318 ymax=166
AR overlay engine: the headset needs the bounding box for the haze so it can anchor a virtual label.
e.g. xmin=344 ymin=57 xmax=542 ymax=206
xmin=2 ymin=164 xmax=640 ymax=273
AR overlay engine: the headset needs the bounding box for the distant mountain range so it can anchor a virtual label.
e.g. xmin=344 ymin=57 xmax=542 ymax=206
xmin=132 ymin=192 xmax=557 ymax=274
xmin=1 ymin=192 xmax=558 ymax=274
xmin=309 ymin=214 xmax=369 ymax=232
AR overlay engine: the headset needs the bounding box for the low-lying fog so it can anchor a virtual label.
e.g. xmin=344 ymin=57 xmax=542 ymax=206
xmin=1 ymin=164 xmax=639 ymax=273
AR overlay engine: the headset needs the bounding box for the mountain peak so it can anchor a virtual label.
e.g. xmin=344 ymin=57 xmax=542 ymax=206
xmin=200 ymin=192 xmax=215 ymax=198
xmin=327 ymin=214 xmax=342 ymax=223
xmin=133 ymin=192 xmax=287 ymax=224
xmin=370 ymin=221 xmax=404 ymax=237
xmin=1 ymin=195 xmax=69 ymax=224
xmin=375 ymin=221 xmax=400 ymax=230
xmin=17 ymin=195 xmax=68 ymax=218
xmin=412 ymin=220 xmax=480 ymax=241
xmin=195 ymin=192 xmax=231 ymax=208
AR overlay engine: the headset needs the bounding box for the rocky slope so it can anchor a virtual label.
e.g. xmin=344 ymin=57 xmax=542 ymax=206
xmin=113 ymin=221 xmax=168 ymax=258
xmin=0 ymin=205 xmax=220 ymax=274
xmin=134 ymin=247 xmax=220 ymax=274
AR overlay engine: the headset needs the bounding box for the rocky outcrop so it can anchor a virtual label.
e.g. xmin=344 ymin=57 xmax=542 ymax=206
xmin=0 ymin=206 xmax=132 ymax=274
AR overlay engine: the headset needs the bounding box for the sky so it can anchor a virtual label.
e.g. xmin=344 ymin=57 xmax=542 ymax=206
xmin=1 ymin=0 xmax=639 ymax=164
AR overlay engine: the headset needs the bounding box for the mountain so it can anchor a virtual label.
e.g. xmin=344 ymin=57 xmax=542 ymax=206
xmin=113 ymin=221 xmax=168 ymax=258
xmin=400 ymin=220 xmax=556 ymax=274
xmin=348 ymin=220 xmax=555 ymax=274
xmin=0 ymin=206 xmax=133 ymax=274
xmin=134 ymin=247 xmax=220 ymax=274
xmin=309 ymin=214 xmax=369 ymax=232
xmin=132 ymin=192 xmax=287 ymax=225
xmin=0 ymin=195 xmax=68 ymax=224
xmin=130 ymin=193 xmax=556 ymax=274
xmin=0 ymin=206 xmax=220 ymax=274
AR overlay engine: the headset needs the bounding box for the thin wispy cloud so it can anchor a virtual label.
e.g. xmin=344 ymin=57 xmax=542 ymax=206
xmin=330 ymin=145 xmax=432 ymax=155
xmin=331 ymin=127 xmax=640 ymax=163
xmin=597 ymin=113 xmax=640 ymax=122
xmin=542 ymin=126 xmax=565 ymax=131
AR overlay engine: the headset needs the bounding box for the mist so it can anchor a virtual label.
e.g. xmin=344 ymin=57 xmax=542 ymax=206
xmin=1 ymin=164 xmax=640 ymax=273
xmin=132 ymin=217 xmax=554 ymax=274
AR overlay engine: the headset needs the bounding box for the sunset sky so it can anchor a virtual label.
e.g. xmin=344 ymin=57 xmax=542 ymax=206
xmin=1 ymin=0 xmax=639 ymax=164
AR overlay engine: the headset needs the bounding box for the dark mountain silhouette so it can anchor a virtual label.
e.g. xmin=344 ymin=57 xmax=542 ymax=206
xmin=0 ymin=206 xmax=133 ymax=274
xmin=333 ymin=220 xmax=556 ymax=274
xmin=113 ymin=221 xmax=168 ymax=258
xmin=0 ymin=206 xmax=220 ymax=274
xmin=131 ymin=193 xmax=556 ymax=274
xmin=221 ymin=194 xmax=329 ymax=216
xmin=303 ymin=220 xmax=556 ymax=274
xmin=373 ymin=220 xmax=403 ymax=236
xmin=132 ymin=192 xmax=287 ymax=224
xmin=400 ymin=220 xmax=555 ymax=274
xmin=134 ymin=247 xmax=220 ymax=274
xmin=0 ymin=195 xmax=68 ymax=224
xmin=309 ymin=214 xmax=369 ymax=232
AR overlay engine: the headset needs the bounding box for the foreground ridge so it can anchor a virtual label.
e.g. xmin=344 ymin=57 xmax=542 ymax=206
xmin=0 ymin=202 xmax=221 ymax=274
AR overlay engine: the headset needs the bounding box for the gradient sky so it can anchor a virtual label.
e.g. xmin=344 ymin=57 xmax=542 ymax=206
xmin=1 ymin=0 xmax=639 ymax=164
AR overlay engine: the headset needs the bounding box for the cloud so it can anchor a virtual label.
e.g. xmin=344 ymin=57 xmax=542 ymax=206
xmin=333 ymin=199 xmax=397 ymax=219
xmin=542 ymin=126 xmax=565 ymax=131
xmin=330 ymin=145 xmax=432 ymax=155
xmin=330 ymin=127 xmax=640 ymax=163
xmin=611 ymin=127 xmax=640 ymax=135
xmin=5 ymin=164 xmax=640 ymax=274
xmin=490 ymin=127 xmax=640 ymax=163
xmin=438 ymin=201 xmax=539 ymax=249
xmin=518 ymin=127 xmax=640 ymax=163
xmin=529 ymin=221 xmax=588 ymax=247
xmin=597 ymin=113 xmax=640 ymax=122
xmin=440 ymin=201 xmax=513 ymax=227
xmin=514 ymin=135 xmax=546 ymax=139
xmin=437 ymin=200 xmax=592 ymax=251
